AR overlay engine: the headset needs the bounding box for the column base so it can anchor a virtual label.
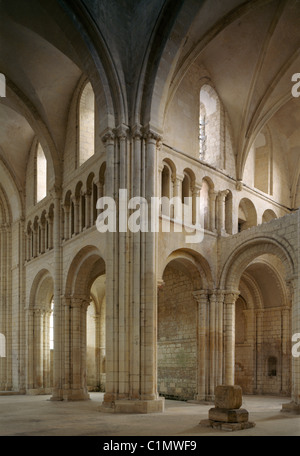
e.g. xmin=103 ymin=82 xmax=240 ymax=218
xmin=281 ymin=401 xmax=300 ymax=414
xmin=51 ymin=389 xmax=90 ymax=401
xmin=99 ymin=397 xmax=165 ymax=414
xmin=26 ymin=388 xmax=47 ymax=395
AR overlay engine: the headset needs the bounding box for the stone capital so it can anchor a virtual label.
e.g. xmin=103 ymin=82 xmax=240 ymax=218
xmin=131 ymin=124 xmax=143 ymax=139
xmin=101 ymin=129 xmax=115 ymax=145
xmin=224 ymin=290 xmax=240 ymax=304
xmin=174 ymin=173 xmax=184 ymax=183
xmin=219 ymin=189 xmax=229 ymax=200
xmin=193 ymin=290 xmax=209 ymax=304
xmin=142 ymin=124 xmax=162 ymax=144
xmin=70 ymin=295 xmax=90 ymax=309
xmin=157 ymin=279 xmax=165 ymax=290
xmin=115 ymin=124 xmax=129 ymax=140
xmin=192 ymin=183 xmax=202 ymax=195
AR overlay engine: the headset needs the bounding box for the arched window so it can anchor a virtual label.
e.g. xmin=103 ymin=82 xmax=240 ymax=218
xmin=254 ymin=129 xmax=273 ymax=195
xmin=199 ymin=84 xmax=222 ymax=168
xmin=238 ymin=198 xmax=257 ymax=232
xmin=200 ymin=178 xmax=210 ymax=230
xmin=0 ymin=333 xmax=5 ymax=357
xmin=182 ymin=170 xmax=196 ymax=226
xmin=182 ymin=173 xmax=191 ymax=203
xmin=79 ymin=82 xmax=95 ymax=166
xmin=161 ymin=166 xmax=171 ymax=199
xmin=225 ymin=191 xmax=233 ymax=235
xmin=36 ymin=143 xmax=47 ymax=203
xmin=262 ymin=209 xmax=277 ymax=224
xmin=161 ymin=165 xmax=172 ymax=217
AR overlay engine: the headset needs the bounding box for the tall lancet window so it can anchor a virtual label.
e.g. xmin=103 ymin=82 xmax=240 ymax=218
xmin=36 ymin=143 xmax=47 ymax=203
xmin=79 ymin=82 xmax=95 ymax=166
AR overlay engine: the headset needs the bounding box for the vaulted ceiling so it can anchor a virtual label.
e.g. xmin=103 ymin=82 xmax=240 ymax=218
xmin=0 ymin=0 xmax=299 ymax=207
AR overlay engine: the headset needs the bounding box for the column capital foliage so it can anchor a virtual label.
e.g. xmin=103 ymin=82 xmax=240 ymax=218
xmin=142 ymin=124 xmax=163 ymax=144
xmin=114 ymin=124 xmax=130 ymax=140
xmin=193 ymin=289 xmax=209 ymax=303
xmin=224 ymin=290 xmax=240 ymax=303
xmin=131 ymin=123 xmax=143 ymax=139
xmin=69 ymin=294 xmax=90 ymax=309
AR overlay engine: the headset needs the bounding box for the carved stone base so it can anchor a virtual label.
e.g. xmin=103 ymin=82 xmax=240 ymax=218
xmin=200 ymin=418 xmax=255 ymax=431
xmin=281 ymin=401 xmax=300 ymax=414
xmin=209 ymin=407 xmax=249 ymax=423
xmin=200 ymin=385 xmax=255 ymax=431
xmin=99 ymin=398 xmax=165 ymax=414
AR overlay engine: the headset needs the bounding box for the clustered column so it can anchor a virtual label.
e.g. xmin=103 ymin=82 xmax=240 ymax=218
xmin=193 ymin=289 xmax=239 ymax=401
xmin=100 ymin=125 xmax=164 ymax=413
xmin=62 ymin=295 xmax=90 ymax=401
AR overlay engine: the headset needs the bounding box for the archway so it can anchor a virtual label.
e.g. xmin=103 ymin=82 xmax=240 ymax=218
xmin=158 ymin=257 xmax=201 ymax=400
xmin=157 ymin=249 xmax=213 ymax=401
xmin=262 ymin=209 xmax=277 ymax=224
xmin=221 ymin=238 xmax=295 ymax=397
xmin=27 ymin=270 xmax=54 ymax=394
xmin=236 ymin=256 xmax=291 ymax=396
xmin=62 ymin=246 xmax=106 ymax=400
xmin=87 ymin=274 xmax=106 ymax=392
xmin=238 ymin=198 xmax=257 ymax=232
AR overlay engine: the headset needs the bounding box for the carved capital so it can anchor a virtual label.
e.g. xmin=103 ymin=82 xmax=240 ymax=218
xmin=132 ymin=124 xmax=143 ymax=139
xmin=193 ymin=289 xmax=209 ymax=304
xmin=142 ymin=124 xmax=162 ymax=144
xmin=115 ymin=124 xmax=129 ymax=140
xmin=101 ymin=129 xmax=115 ymax=145
xmin=224 ymin=290 xmax=240 ymax=304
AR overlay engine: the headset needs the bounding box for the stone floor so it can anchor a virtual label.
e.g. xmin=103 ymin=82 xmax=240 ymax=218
xmin=0 ymin=392 xmax=299 ymax=437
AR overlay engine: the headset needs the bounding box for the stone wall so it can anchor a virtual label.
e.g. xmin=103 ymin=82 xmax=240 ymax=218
xmin=157 ymin=265 xmax=197 ymax=400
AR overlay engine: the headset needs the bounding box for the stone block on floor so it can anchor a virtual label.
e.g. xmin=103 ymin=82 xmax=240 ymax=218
xmin=209 ymin=407 xmax=249 ymax=423
xmin=214 ymin=385 xmax=242 ymax=410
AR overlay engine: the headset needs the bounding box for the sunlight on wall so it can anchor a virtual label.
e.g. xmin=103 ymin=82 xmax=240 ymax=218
xmin=79 ymin=82 xmax=95 ymax=166
xmin=36 ymin=143 xmax=47 ymax=202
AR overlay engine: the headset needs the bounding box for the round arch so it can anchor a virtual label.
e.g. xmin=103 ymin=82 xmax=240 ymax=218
xmin=29 ymin=269 xmax=54 ymax=310
xmin=238 ymin=197 xmax=257 ymax=232
xmin=262 ymin=209 xmax=277 ymax=223
xmin=159 ymin=248 xmax=214 ymax=291
xmin=64 ymin=245 xmax=106 ymax=299
xmin=220 ymin=237 xmax=296 ymax=292
xmin=27 ymin=269 xmax=54 ymax=394
xmin=62 ymin=245 xmax=106 ymax=400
